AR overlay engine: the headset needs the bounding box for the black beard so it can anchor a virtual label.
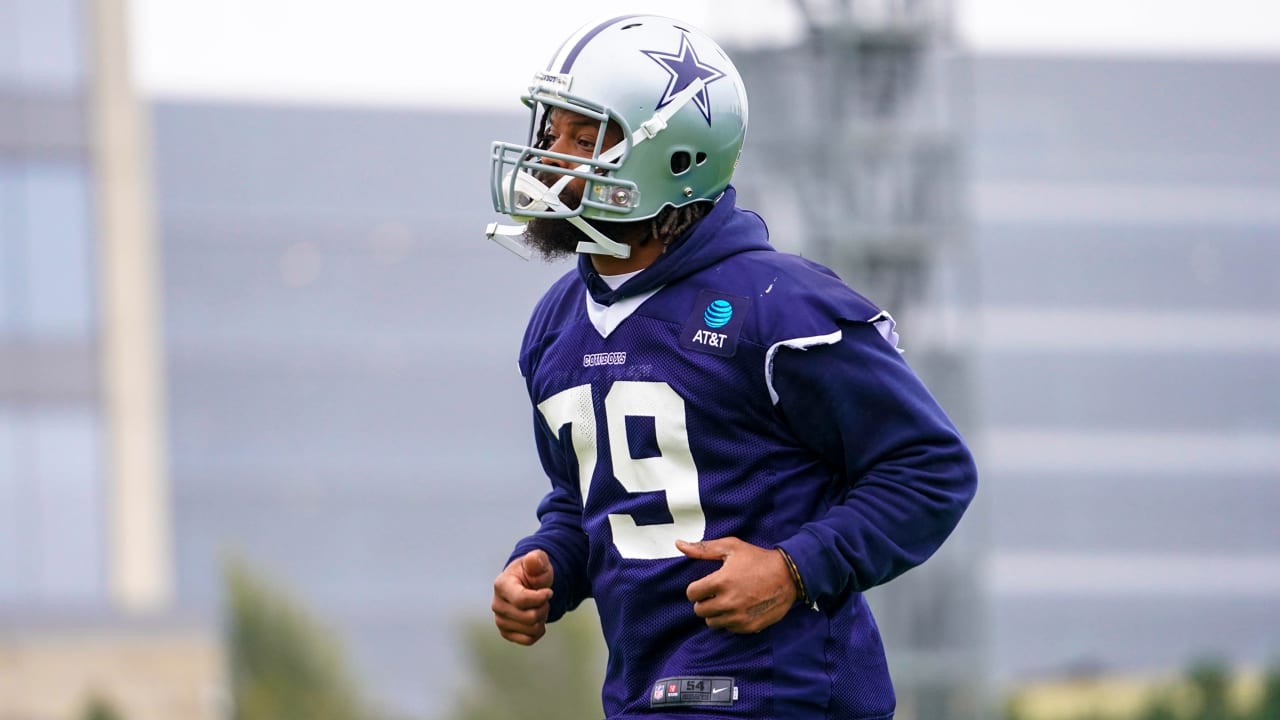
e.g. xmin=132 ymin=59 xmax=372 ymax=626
xmin=523 ymin=216 xmax=586 ymax=260
xmin=523 ymin=216 xmax=637 ymax=261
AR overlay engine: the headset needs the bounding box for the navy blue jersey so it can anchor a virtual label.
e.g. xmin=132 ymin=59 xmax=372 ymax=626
xmin=509 ymin=187 xmax=977 ymax=719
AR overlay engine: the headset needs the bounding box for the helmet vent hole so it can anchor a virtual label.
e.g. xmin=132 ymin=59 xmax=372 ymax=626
xmin=670 ymin=151 xmax=693 ymax=175
xmin=621 ymin=23 xmax=642 ymax=30
xmin=695 ymin=152 xmax=708 ymax=166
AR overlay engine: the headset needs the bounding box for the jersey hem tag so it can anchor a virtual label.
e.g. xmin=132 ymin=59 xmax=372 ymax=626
xmin=649 ymin=676 xmax=737 ymax=707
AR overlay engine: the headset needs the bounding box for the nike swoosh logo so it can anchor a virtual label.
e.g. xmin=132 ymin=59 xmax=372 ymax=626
xmin=712 ymin=687 xmax=728 ymax=694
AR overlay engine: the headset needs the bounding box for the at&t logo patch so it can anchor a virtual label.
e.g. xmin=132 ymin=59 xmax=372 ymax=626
xmin=680 ymin=290 xmax=751 ymax=358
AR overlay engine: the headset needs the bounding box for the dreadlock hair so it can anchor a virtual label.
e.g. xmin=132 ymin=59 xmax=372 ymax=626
xmin=647 ymin=201 xmax=713 ymax=249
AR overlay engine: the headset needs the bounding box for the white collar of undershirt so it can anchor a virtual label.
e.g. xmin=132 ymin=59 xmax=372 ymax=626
xmin=585 ymin=270 xmax=661 ymax=338
xmin=599 ymin=269 xmax=641 ymax=289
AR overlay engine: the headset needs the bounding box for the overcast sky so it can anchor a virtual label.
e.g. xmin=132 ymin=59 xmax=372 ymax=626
xmin=128 ymin=0 xmax=1280 ymax=110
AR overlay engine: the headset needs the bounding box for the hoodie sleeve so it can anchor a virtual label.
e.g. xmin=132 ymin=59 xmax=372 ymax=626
xmin=771 ymin=320 xmax=978 ymax=602
xmin=507 ymin=411 xmax=593 ymax=623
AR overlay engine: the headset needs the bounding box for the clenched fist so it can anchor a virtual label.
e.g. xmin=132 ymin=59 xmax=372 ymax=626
xmin=491 ymin=549 xmax=555 ymax=645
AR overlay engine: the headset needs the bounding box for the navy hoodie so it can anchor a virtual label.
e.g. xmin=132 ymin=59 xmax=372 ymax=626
xmin=509 ymin=186 xmax=977 ymax=720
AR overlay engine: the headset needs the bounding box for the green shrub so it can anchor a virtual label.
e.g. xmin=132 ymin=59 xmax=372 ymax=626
xmin=224 ymin=555 xmax=367 ymax=720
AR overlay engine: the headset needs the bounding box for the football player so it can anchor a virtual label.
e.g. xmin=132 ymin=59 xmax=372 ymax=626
xmin=485 ymin=14 xmax=978 ymax=720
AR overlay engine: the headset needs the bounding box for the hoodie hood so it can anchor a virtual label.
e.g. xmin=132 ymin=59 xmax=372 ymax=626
xmin=576 ymin=186 xmax=773 ymax=306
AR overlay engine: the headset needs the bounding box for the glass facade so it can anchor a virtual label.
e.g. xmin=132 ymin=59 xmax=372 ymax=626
xmin=0 ymin=0 xmax=85 ymax=90
xmin=0 ymin=0 xmax=104 ymax=606
xmin=0 ymin=159 xmax=96 ymax=337
xmin=0 ymin=408 xmax=104 ymax=604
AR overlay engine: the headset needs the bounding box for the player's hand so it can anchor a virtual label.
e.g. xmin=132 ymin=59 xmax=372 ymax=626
xmin=492 ymin=549 xmax=555 ymax=646
xmin=676 ymin=537 xmax=797 ymax=634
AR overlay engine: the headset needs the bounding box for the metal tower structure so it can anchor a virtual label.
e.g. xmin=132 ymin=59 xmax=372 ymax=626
xmin=729 ymin=2 xmax=985 ymax=718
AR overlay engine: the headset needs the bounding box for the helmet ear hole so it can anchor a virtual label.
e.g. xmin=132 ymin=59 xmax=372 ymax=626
xmin=670 ymin=150 xmax=692 ymax=175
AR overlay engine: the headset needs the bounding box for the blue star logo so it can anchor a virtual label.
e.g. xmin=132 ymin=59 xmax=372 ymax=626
xmin=641 ymin=34 xmax=727 ymax=126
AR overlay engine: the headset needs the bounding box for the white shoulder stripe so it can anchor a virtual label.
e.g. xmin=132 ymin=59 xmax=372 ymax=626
xmin=764 ymin=312 xmax=903 ymax=405
xmin=764 ymin=330 xmax=843 ymax=405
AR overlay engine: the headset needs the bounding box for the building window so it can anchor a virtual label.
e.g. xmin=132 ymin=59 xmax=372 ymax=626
xmin=0 ymin=164 xmax=16 ymax=333
xmin=0 ymin=0 xmax=86 ymax=90
xmin=0 ymin=158 xmax=97 ymax=340
xmin=0 ymin=407 xmax=105 ymax=605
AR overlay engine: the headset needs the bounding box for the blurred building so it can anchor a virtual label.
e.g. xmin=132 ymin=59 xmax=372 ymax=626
xmin=964 ymin=54 xmax=1280 ymax=685
xmin=0 ymin=1 xmax=222 ymax=718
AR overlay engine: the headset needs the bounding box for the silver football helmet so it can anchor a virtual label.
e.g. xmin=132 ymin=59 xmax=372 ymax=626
xmin=485 ymin=14 xmax=749 ymax=259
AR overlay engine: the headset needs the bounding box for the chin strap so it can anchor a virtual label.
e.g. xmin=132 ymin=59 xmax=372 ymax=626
xmin=482 ymin=222 xmax=534 ymax=260
xmin=484 ymin=78 xmax=707 ymax=260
